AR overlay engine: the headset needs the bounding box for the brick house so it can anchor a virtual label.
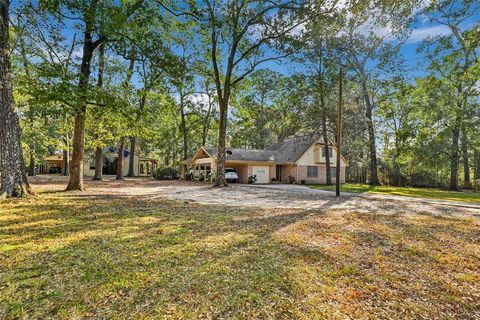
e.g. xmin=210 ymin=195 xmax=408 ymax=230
xmin=180 ymin=134 xmax=348 ymax=184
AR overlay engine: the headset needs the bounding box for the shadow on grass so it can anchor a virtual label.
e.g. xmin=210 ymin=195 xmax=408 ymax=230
xmin=1 ymin=188 xmax=479 ymax=319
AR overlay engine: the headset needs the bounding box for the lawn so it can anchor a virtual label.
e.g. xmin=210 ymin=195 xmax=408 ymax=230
xmin=309 ymin=183 xmax=480 ymax=203
xmin=1 ymin=180 xmax=479 ymax=319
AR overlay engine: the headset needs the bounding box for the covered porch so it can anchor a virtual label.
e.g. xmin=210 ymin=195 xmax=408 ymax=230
xmin=138 ymin=157 xmax=158 ymax=176
xmin=180 ymin=147 xmax=215 ymax=182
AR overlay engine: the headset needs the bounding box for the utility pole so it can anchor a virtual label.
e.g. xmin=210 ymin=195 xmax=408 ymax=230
xmin=336 ymin=67 xmax=343 ymax=197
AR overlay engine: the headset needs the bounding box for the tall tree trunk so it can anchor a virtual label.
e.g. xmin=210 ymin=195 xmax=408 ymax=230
xmin=28 ymin=152 xmax=36 ymax=176
xmin=461 ymin=127 xmax=470 ymax=186
xmin=215 ymin=98 xmax=228 ymax=186
xmin=66 ymin=3 xmax=100 ymax=191
xmin=180 ymin=105 xmax=188 ymax=160
xmin=361 ymin=79 xmax=379 ymax=185
xmin=127 ymin=93 xmax=145 ymax=177
xmin=116 ymin=137 xmax=125 ymax=180
xmin=92 ymin=146 xmax=103 ymax=180
xmin=127 ymin=137 xmax=136 ymax=177
xmin=449 ymin=124 xmax=460 ymax=190
xmin=202 ymin=88 xmax=214 ymax=146
xmin=92 ymin=41 xmax=105 ymax=181
xmin=67 ymin=108 xmax=88 ymax=190
xmin=320 ymin=74 xmax=331 ymax=185
xmin=62 ymin=150 xmax=70 ymax=176
xmin=62 ymin=134 xmax=70 ymax=176
xmin=474 ymin=149 xmax=479 ymax=180
xmin=0 ymin=0 xmax=31 ymax=198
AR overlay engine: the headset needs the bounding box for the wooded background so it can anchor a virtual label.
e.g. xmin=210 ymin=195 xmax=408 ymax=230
xmin=1 ymin=0 xmax=479 ymax=196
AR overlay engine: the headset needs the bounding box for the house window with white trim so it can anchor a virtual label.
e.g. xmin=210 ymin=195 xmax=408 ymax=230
xmin=307 ymin=166 xmax=318 ymax=177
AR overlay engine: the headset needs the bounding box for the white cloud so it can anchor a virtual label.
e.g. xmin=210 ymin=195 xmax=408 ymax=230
xmin=186 ymin=92 xmax=216 ymax=112
xmin=342 ymin=0 xmax=434 ymax=41
xmin=407 ymin=25 xmax=452 ymax=43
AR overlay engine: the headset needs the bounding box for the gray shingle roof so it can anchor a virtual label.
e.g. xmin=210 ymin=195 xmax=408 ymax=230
xmin=204 ymin=147 xmax=277 ymax=162
xmin=267 ymin=134 xmax=321 ymax=162
xmin=201 ymin=134 xmax=321 ymax=163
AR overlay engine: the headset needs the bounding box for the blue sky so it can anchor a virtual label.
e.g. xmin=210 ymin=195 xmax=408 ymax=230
xmin=261 ymin=2 xmax=479 ymax=80
xmin=12 ymin=1 xmax=479 ymax=87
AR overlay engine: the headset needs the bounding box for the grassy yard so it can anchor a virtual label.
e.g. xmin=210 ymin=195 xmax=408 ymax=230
xmin=309 ymin=183 xmax=480 ymax=203
xmin=1 ymin=183 xmax=479 ymax=319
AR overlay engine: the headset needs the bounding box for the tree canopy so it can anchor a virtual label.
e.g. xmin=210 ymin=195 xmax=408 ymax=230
xmin=0 ymin=0 xmax=479 ymax=197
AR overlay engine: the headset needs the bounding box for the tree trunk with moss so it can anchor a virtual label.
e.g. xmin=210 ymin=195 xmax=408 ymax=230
xmin=0 ymin=0 xmax=31 ymax=198
xmin=66 ymin=1 xmax=102 ymax=191
xmin=361 ymin=79 xmax=380 ymax=185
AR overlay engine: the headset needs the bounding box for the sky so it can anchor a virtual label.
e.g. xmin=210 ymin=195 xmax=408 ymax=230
xmin=261 ymin=1 xmax=479 ymax=80
xmin=12 ymin=0 xmax=479 ymax=89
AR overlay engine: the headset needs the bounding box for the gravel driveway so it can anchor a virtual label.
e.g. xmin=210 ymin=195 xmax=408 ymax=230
xmin=116 ymin=180 xmax=480 ymax=216
xmin=30 ymin=176 xmax=480 ymax=216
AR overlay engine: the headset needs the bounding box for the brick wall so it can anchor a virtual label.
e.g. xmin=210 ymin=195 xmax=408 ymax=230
xmin=269 ymin=166 xmax=276 ymax=182
xmin=281 ymin=165 xmax=297 ymax=183
xmin=297 ymin=165 xmax=345 ymax=184
xmin=232 ymin=165 xmax=248 ymax=183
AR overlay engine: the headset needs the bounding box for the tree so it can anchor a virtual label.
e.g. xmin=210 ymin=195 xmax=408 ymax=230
xmin=0 ymin=0 xmax=31 ymax=198
xmin=299 ymin=21 xmax=341 ymax=185
xmin=187 ymin=0 xmax=308 ymax=186
xmin=35 ymin=0 xmax=145 ymax=191
xmin=419 ymin=0 xmax=479 ymax=189
xmin=336 ymin=0 xmax=418 ymax=185
xmin=230 ymin=70 xmax=281 ymax=149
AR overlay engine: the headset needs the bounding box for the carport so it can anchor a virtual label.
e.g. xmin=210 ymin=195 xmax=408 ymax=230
xmin=225 ymin=163 xmax=248 ymax=183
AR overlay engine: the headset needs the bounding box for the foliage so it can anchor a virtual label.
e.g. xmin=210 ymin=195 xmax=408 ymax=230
xmin=6 ymin=0 xmax=480 ymax=190
xmin=153 ymin=166 xmax=179 ymax=180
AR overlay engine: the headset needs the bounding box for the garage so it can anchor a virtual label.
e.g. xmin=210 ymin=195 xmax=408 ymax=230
xmin=252 ymin=166 xmax=270 ymax=184
xmin=227 ymin=165 xmax=248 ymax=183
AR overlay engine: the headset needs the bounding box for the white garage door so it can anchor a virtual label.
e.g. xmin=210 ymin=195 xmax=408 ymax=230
xmin=252 ymin=166 xmax=269 ymax=184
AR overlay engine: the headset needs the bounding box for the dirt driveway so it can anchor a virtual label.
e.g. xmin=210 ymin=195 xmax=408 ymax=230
xmin=30 ymin=176 xmax=480 ymax=216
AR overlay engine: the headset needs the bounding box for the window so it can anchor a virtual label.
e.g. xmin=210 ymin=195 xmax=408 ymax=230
xmin=321 ymin=147 xmax=325 ymax=158
xmin=330 ymin=167 xmax=337 ymax=177
xmin=307 ymin=166 xmax=318 ymax=178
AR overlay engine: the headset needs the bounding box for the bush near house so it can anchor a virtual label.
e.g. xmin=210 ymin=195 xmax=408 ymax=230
xmin=153 ymin=167 xmax=179 ymax=180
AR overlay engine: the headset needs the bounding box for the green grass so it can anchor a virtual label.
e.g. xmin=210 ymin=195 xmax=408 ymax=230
xmin=0 ymin=179 xmax=479 ymax=319
xmin=309 ymin=183 xmax=480 ymax=203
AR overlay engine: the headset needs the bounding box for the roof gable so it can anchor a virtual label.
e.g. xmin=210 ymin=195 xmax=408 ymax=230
xmin=190 ymin=147 xmax=214 ymax=162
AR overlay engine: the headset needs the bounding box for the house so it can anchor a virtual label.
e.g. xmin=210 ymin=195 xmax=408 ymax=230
xmin=41 ymin=155 xmax=66 ymax=174
xmin=42 ymin=151 xmax=158 ymax=177
xmin=180 ymin=134 xmax=348 ymax=184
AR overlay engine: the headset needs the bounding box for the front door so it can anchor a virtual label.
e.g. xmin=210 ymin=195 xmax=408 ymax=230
xmin=252 ymin=166 xmax=269 ymax=184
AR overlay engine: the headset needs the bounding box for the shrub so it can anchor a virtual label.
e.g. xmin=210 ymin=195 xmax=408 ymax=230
xmin=153 ymin=167 xmax=179 ymax=180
